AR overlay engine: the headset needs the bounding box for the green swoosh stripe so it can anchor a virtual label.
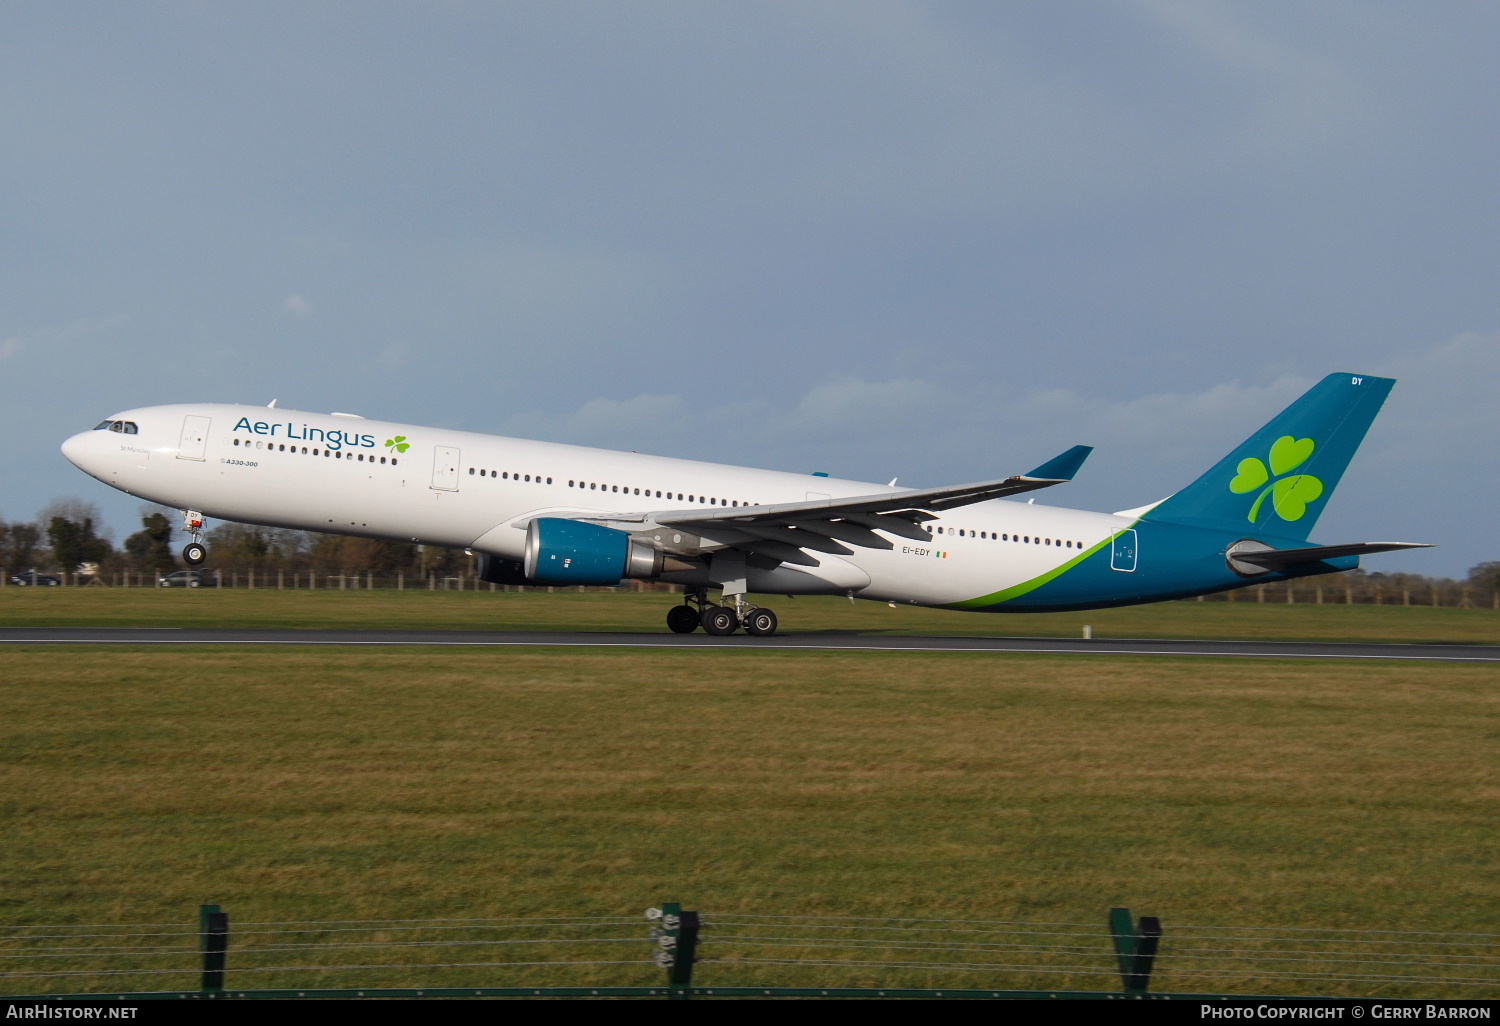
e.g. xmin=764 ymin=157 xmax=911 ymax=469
xmin=944 ymin=532 xmax=1120 ymax=610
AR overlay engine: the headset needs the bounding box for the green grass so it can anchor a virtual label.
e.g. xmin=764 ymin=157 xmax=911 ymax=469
xmin=1 ymin=645 xmax=1496 ymax=997
xmin=1 ymin=587 xmax=1498 ymax=644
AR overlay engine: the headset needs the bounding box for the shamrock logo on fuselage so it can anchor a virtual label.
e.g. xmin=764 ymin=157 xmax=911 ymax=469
xmin=1229 ymin=435 xmax=1324 ymax=523
xmin=384 ymin=435 xmax=410 ymax=453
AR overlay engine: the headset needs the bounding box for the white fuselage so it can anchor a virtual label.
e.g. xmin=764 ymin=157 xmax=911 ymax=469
xmin=62 ymin=403 xmax=1132 ymax=606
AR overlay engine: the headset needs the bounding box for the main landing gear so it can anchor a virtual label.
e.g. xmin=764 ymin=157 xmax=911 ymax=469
xmin=181 ymin=510 xmax=208 ymax=567
xmin=666 ymin=589 xmax=779 ymax=637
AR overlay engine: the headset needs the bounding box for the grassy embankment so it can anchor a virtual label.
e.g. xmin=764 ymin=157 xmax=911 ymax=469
xmin=1 ymin=587 xmax=1497 ymax=643
xmin=1 ymin=642 xmax=1495 ymax=996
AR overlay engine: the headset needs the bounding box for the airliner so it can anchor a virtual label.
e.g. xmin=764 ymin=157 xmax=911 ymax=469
xmin=61 ymin=373 xmax=1426 ymax=636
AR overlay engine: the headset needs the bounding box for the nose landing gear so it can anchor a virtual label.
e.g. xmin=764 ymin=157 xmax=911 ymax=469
xmin=180 ymin=511 xmax=207 ymax=566
xmin=664 ymin=588 xmax=779 ymax=637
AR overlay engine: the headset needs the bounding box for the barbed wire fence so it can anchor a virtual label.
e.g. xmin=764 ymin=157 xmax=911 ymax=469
xmin=1 ymin=905 xmax=1494 ymax=1000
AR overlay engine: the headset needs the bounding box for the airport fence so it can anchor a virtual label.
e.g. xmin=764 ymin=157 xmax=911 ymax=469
xmin=3 ymin=566 xmax=1497 ymax=608
xmin=2 ymin=903 xmax=1494 ymax=1000
xmin=0 ymin=568 xmax=681 ymax=594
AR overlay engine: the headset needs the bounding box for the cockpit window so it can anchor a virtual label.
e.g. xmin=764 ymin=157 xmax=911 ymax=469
xmin=94 ymin=420 xmax=139 ymax=434
xmin=95 ymin=421 xmax=114 ymax=431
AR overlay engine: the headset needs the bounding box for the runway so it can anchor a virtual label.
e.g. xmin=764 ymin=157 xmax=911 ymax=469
xmin=1 ymin=627 xmax=1497 ymax=661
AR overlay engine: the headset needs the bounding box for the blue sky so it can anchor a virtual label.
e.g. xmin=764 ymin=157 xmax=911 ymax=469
xmin=2 ymin=1 xmax=1495 ymax=577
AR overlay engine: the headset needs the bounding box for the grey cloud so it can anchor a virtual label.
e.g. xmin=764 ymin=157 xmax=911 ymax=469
xmin=0 ymin=3 xmax=1493 ymax=580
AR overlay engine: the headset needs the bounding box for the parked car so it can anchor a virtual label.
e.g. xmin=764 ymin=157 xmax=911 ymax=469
xmin=9 ymin=571 xmax=62 ymax=586
xmin=159 ymin=569 xmax=212 ymax=588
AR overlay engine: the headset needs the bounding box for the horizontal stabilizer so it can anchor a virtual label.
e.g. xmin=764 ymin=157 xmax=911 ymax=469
xmin=1229 ymin=540 xmax=1431 ymax=573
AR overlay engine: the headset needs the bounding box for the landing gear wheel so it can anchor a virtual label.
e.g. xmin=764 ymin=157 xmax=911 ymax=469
xmin=701 ymin=605 xmax=739 ymax=636
xmin=666 ymin=605 xmax=700 ymax=634
xmin=182 ymin=542 xmax=207 ymax=567
xmin=744 ymin=608 xmax=778 ymax=637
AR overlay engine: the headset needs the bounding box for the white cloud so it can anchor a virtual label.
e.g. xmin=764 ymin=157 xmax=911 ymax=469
xmin=377 ymin=342 xmax=407 ymax=370
xmin=499 ymin=393 xmax=692 ymax=451
xmin=282 ymin=294 xmax=314 ymax=317
xmin=491 ymin=345 xmax=1477 ymax=508
xmin=0 ymin=316 xmax=126 ymax=363
xmin=1371 ymin=331 xmax=1500 ymax=470
xmin=487 ymin=344 xmax=1488 ymax=576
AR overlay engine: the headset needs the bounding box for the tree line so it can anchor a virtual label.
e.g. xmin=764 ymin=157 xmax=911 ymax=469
xmin=2 ymin=496 xmax=1498 ymax=602
xmin=1 ymin=499 xmax=473 ymax=578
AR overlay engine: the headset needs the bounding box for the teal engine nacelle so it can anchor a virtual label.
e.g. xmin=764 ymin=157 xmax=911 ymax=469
xmin=523 ymin=517 xmax=669 ymax=586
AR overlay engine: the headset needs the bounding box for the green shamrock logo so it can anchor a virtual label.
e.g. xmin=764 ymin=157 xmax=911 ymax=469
xmin=1228 ymin=435 xmax=1324 ymax=523
xmin=384 ymin=435 xmax=411 ymax=453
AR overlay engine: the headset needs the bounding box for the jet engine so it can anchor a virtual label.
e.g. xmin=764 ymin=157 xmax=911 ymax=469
xmin=523 ymin=517 xmax=671 ymax=586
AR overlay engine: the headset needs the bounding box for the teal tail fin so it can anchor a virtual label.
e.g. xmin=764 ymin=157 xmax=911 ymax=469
xmin=1146 ymin=373 xmax=1394 ymax=540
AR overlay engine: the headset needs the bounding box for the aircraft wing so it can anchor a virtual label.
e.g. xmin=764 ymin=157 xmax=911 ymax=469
xmin=592 ymin=445 xmax=1093 ymax=567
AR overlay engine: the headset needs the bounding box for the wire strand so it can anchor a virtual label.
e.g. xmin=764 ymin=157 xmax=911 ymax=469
xmin=0 ymin=959 xmax=652 ymax=980
xmin=234 ymin=937 xmax=648 ymax=955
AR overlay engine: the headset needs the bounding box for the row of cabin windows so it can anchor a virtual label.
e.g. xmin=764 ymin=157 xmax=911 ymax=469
xmin=933 ymin=525 xmax=1083 ymax=549
xmin=465 ymin=469 xmax=756 ymax=508
xmin=570 ymin=480 xmax=753 ymax=507
xmin=232 ymin=437 xmax=398 ymax=465
xmin=470 ymin=468 xmax=552 ymax=484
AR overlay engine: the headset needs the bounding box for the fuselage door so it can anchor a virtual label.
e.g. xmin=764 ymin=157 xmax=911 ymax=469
xmin=1110 ymin=529 xmax=1138 ymax=572
xmin=431 ymin=445 xmax=460 ymax=491
xmin=177 ymin=416 xmax=211 ymax=461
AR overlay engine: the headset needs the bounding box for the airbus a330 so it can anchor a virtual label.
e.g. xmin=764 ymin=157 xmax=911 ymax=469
xmin=62 ymin=373 xmax=1426 ymax=636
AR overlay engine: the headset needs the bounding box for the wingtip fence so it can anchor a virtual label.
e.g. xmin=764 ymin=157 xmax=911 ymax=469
xmin=1 ymin=903 xmax=1494 ymax=1001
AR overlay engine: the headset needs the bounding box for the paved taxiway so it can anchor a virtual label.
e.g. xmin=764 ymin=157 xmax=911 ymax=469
xmin=1 ymin=628 xmax=1497 ymax=661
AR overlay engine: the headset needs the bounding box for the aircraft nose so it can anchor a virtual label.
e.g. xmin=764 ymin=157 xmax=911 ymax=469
xmin=61 ymin=431 xmax=93 ymax=469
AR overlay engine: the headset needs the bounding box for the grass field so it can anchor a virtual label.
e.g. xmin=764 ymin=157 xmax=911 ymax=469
xmin=2 ymin=586 xmax=1498 ymax=644
xmin=1 ymin=624 xmax=1496 ymax=997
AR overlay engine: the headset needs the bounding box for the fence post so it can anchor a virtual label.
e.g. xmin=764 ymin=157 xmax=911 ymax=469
xmin=199 ymin=903 xmax=229 ymax=994
xmin=1108 ymin=907 xmax=1161 ymax=995
xmin=650 ymin=902 xmax=699 ymax=999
